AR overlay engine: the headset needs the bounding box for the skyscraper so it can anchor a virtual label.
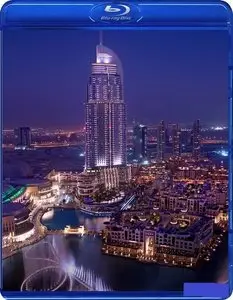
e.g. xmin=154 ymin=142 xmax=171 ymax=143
xmin=192 ymin=119 xmax=201 ymax=158
xmin=180 ymin=129 xmax=192 ymax=153
xmin=172 ymin=124 xmax=181 ymax=157
xmin=85 ymin=40 xmax=126 ymax=169
xmin=14 ymin=127 xmax=32 ymax=149
xmin=157 ymin=121 xmax=166 ymax=161
xmin=132 ymin=124 xmax=147 ymax=163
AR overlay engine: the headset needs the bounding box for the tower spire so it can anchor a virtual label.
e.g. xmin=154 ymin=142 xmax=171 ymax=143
xmin=99 ymin=31 xmax=103 ymax=45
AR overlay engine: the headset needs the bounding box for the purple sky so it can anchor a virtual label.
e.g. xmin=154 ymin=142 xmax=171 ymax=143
xmin=3 ymin=29 xmax=228 ymax=129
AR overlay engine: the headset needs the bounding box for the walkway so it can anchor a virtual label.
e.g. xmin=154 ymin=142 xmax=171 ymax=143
xmin=120 ymin=195 xmax=136 ymax=211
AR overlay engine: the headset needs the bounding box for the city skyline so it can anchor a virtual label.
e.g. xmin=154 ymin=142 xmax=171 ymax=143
xmin=3 ymin=30 xmax=228 ymax=128
xmin=2 ymin=29 xmax=229 ymax=293
xmin=2 ymin=120 xmax=229 ymax=132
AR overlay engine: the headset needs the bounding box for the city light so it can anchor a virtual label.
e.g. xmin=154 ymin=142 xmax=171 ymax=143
xmin=211 ymin=126 xmax=227 ymax=131
xmin=3 ymin=32 xmax=228 ymax=292
xmin=214 ymin=149 xmax=228 ymax=157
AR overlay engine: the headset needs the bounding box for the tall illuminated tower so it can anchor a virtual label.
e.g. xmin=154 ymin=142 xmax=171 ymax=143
xmin=157 ymin=121 xmax=166 ymax=161
xmin=85 ymin=37 xmax=126 ymax=169
xmin=192 ymin=119 xmax=201 ymax=158
xmin=14 ymin=127 xmax=32 ymax=149
xmin=132 ymin=124 xmax=147 ymax=163
xmin=172 ymin=124 xmax=181 ymax=157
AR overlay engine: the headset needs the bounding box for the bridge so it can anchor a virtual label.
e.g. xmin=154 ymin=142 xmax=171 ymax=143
xmin=201 ymin=139 xmax=227 ymax=145
xmin=32 ymin=142 xmax=79 ymax=148
xmin=79 ymin=208 xmax=113 ymax=217
xmin=79 ymin=194 xmax=137 ymax=217
xmin=46 ymin=228 xmax=101 ymax=236
xmin=120 ymin=195 xmax=136 ymax=211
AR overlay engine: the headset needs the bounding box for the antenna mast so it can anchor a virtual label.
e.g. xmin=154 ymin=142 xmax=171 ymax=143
xmin=99 ymin=31 xmax=103 ymax=45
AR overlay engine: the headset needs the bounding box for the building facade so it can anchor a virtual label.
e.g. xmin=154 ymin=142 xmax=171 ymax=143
xmin=172 ymin=124 xmax=181 ymax=157
xmin=14 ymin=127 xmax=32 ymax=149
xmin=103 ymin=213 xmax=213 ymax=267
xmin=157 ymin=121 xmax=166 ymax=161
xmin=191 ymin=120 xmax=201 ymax=158
xmin=85 ymin=43 xmax=126 ymax=169
xmin=132 ymin=124 xmax=147 ymax=163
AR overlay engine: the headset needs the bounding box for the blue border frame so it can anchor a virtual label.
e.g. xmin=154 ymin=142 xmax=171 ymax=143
xmin=0 ymin=1 xmax=232 ymax=299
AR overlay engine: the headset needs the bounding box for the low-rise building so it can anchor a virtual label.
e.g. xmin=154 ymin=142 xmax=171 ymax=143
xmin=103 ymin=211 xmax=213 ymax=267
xmin=2 ymin=202 xmax=34 ymax=247
xmin=77 ymin=172 xmax=99 ymax=196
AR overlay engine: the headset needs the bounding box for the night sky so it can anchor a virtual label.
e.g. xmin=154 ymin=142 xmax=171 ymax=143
xmin=3 ymin=29 xmax=228 ymax=129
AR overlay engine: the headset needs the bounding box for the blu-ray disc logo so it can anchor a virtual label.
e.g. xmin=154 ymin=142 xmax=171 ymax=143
xmin=90 ymin=3 xmax=141 ymax=23
xmin=104 ymin=4 xmax=130 ymax=16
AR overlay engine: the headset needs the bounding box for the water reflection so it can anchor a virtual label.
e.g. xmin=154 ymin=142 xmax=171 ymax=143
xmin=41 ymin=208 xmax=109 ymax=231
xmin=3 ymin=209 xmax=228 ymax=291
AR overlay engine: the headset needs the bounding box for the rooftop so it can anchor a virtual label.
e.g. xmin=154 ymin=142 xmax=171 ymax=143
xmin=112 ymin=210 xmax=211 ymax=239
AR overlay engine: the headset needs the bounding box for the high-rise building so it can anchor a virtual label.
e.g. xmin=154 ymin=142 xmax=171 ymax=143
xmin=84 ymin=165 xmax=132 ymax=191
xmin=85 ymin=41 xmax=126 ymax=169
xmin=180 ymin=129 xmax=192 ymax=153
xmin=172 ymin=124 xmax=181 ymax=157
xmin=157 ymin=121 xmax=166 ymax=161
xmin=132 ymin=124 xmax=147 ymax=163
xmin=14 ymin=127 xmax=32 ymax=149
xmin=191 ymin=119 xmax=201 ymax=158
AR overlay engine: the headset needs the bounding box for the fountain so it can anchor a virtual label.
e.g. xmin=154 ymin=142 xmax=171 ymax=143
xmin=20 ymin=236 xmax=112 ymax=291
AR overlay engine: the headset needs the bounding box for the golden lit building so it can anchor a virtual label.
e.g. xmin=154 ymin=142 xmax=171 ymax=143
xmin=103 ymin=211 xmax=213 ymax=267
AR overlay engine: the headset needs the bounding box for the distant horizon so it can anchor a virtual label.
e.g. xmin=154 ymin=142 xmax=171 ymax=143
xmin=3 ymin=121 xmax=228 ymax=132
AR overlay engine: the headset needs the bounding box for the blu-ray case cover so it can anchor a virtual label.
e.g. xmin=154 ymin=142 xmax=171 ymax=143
xmin=0 ymin=0 xmax=232 ymax=299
